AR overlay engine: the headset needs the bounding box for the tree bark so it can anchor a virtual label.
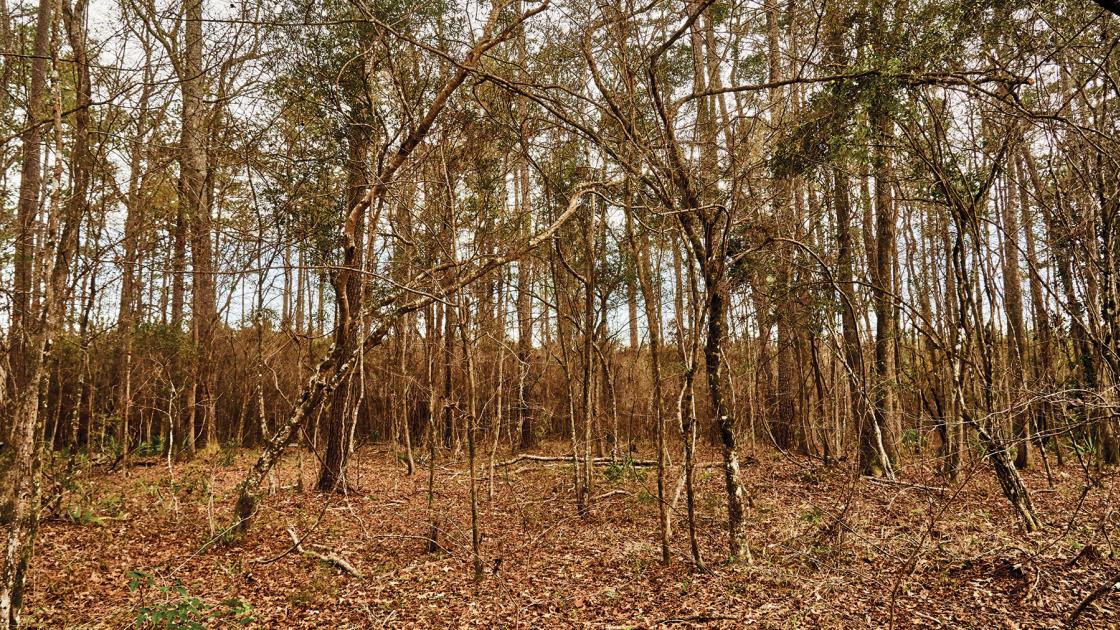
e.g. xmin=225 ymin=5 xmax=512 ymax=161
xmin=316 ymin=127 xmax=369 ymax=493
xmin=2 ymin=1 xmax=84 ymax=617
xmin=1002 ymin=157 xmax=1030 ymax=469
xmin=181 ymin=0 xmax=216 ymax=452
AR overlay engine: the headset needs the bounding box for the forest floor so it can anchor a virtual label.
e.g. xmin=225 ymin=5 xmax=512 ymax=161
xmin=21 ymin=441 xmax=1120 ymax=629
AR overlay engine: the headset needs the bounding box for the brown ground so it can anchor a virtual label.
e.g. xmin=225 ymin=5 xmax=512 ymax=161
xmin=22 ymin=443 xmax=1120 ymax=628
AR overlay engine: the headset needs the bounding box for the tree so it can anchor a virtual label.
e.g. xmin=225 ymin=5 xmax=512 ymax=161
xmin=2 ymin=0 xmax=87 ymax=618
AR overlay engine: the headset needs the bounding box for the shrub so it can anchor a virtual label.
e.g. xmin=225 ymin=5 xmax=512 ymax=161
xmin=127 ymin=571 xmax=253 ymax=629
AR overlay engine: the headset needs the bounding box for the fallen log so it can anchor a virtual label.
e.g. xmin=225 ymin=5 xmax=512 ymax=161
xmin=493 ymin=454 xmax=725 ymax=471
xmin=286 ymin=526 xmax=363 ymax=579
xmin=494 ymin=454 xmax=658 ymax=468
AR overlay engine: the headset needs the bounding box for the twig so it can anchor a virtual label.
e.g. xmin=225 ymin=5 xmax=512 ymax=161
xmin=659 ymin=614 xmax=737 ymax=625
xmin=863 ymin=475 xmax=946 ymax=492
xmin=286 ymin=526 xmax=364 ymax=578
xmin=1068 ymin=570 xmax=1120 ymax=628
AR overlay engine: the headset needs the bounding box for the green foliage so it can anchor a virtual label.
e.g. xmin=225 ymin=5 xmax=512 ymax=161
xmin=46 ymin=450 xmax=132 ymax=526
xmin=218 ymin=441 xmax=239 ymax=467
xmin=902 ymin=428 xmax=926 ymax=451
xmin=171 ymin=471 xmax=211 ymax=501
xmin=134 ymin=435 xmax=166 ymax=457
xmin=128 ymin=571 xmax=253 ymax=629
xmin=65 ymin=493 xmax=128 ymax=527
xmin=134 ymin=322 xmax=193 ymax=357
xmin=286 ymin=566 xmax=339 ymax=610
xmin=99 ymin=433 xmax=124 ymax=461
xmin=769 ymin=84 xmax=862 ymax=177
xmin=602 ymin=456 xmax=645 ymax=484
xmin=798 ymin=468 xmax=822 ymax=485
xmin=40 ymin=450 xmax=88 ymax=518
xmin=799 ymin=506 xmax=823 ymax=524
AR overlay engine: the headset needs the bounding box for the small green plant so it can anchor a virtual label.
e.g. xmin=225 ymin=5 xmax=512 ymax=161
xmin=602 ymin=456 xmax=646 ymax=484
xmin=134 ymin=435 xmax=166 ymax=457
xmin=902 ymin=428 xmax=926 ymax=451
xmin=172 ymin=472 xmax=210 ymax=499
xmin=218 ymin=441 xmax=239 ymax=467
xmin=286 ymin=567 xmax=338 ymax=610
xmin=128 ymin=570 xmax=252 ymax=629
xmin=99 ymin=433 xmax=123 ymax=460
xmin=799 ymin=506 xmax=822 ymax=524
xmin=65 ymin=504 xmax=101 ymax=526
xmin=40 ymin=450 xmax=90 ymax=518
xmin=603 ymin=461 xmax=627 ymax=483
xmin=798 ymin=469 xmax=821 ymax=485
xmin=64 ymin=493 xmax=128 ymax=526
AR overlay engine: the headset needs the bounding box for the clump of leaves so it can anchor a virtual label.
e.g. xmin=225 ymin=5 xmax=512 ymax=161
xmin=127 ymin=570 xmax=252 ymax=629
xmin=769 ymin=81 xmax=863 ymax=177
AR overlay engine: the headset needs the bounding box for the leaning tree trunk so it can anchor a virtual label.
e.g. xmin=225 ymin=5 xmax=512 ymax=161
xmin=945 ymin=171 xmax=1043 ymax=534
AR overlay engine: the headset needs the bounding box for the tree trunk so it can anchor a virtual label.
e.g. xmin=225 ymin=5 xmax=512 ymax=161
xmin=180 ymin=0 xmax=216 ymax=452
xmin=2 ymin=2 xmax=84 ymax=616
xmin=4 ymin=0 xmax=52 ymax=443
xmin=865 ymin=0 xmax=898 ymax=477
xmin=317 ymin=127 xmax=369 ymax=493
xmin=1002 ymin=158 xmax=1030 ymax=469
xmin=625 ymin=185 xmax=671 ymax=565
